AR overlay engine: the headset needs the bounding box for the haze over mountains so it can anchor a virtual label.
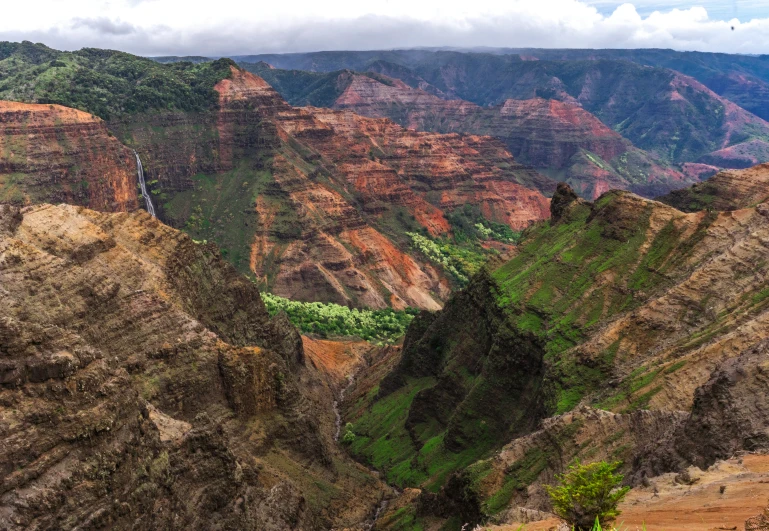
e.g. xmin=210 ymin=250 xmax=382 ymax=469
xmin=4 ymin=40 xmax=769 ymax=531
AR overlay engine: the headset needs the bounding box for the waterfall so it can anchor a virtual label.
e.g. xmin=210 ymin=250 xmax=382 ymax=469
xmin=134 ymin=151 xmax=156 ymax=218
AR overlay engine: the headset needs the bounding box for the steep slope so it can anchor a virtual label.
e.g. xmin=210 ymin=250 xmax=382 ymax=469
xmin=659 ymin=163 xmax=769 ymax=212
xmin=343 ymin=176 xmax=769 ymax=524
xmin=114 ymin=66 xmax=552 ymax=309
xmin=325 ymin=72 xmax=689 ymax=199
xmin=0 ymin=101 xmax=137 ymax=211
xmin=0 ymin=203 xmax=386 ymax=530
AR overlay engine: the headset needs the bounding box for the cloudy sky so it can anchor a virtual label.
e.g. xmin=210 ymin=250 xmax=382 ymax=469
xmin=1 ymin=0 xmax=767 ymax=56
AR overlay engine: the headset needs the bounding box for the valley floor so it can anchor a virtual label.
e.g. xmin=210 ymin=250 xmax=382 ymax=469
xmin=493 ymin=454 xmax=769 ymax=531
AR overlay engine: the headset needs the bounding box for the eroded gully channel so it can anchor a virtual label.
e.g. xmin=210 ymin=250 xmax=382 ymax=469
xmin=333 ymin=371 xmax=394 ymax=530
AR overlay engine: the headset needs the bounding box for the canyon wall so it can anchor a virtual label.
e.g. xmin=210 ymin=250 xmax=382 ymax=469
xmin=0 ymin=203 xmax=386 ymax=530
xmin=0 ymin=102 xmax=137 ymax=211
xmin=345 ymin=173 xmax=769 ymax=523
xmin=113 ymin=68 xmax=552 ymax=309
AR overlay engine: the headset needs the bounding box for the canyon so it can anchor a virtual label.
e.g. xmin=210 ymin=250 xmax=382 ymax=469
xmin=246 ymin=50 xmax=769 ymax=179
xmin=122 ymin=66 xmax=552 ymax=309
xmin=3 ymin=42 xmax=769 ymax=531
xmin=326 ymin=72 xmax=692 ymax=199
xmin=0 ymin=43 xmax=555 ymax=309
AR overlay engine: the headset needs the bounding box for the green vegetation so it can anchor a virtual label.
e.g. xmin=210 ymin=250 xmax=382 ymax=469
xmin=261 ymin=292 xmax=418 ymax=344
xmin=546 ymin=460 xmax=630 ymax=531
xmin=377 ymin=505 xmax=424 ymax=531
xmin=348 ymin=376 xmax=434 ymax=486
xmin=446 ymin=204 xmax=520 ymax=244
xmin=0 ymin=41 xmax=234 ymax=119
xmin=162 ymin=161 xmax=273 ymax=273
xmin=406 ymin=232 xmax=486 ymax=285
xmin=490 ymin=191 xmax=714 ymax=414
xmin=341 ymin=423 xmax=356 ymax=444
xmin=393 ymin=205 xmax=518 ymax=287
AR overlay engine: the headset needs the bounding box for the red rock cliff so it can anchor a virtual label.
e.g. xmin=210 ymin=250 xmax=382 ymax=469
xmin=0 ymin=101 xmax=138 ymax=211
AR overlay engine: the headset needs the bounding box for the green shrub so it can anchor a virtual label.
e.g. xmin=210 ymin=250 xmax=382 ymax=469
xmin=342 ymin=423 xmax=356 ymax=444
xmin=545 ymin=460 xmax=630 ymax=530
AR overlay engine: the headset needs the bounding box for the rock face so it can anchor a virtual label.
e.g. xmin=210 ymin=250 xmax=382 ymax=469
xmin=0 ymin=203 xmax=385 ymax=530
xmin=0 ymin=50 xmax=555 ymax=310
xmin=346 ymin=168 xmax=769 ymax=521
xmin=0 ymin=102 xmax=138 ymax=211
xmin=114 ymin=67 xmax=552 ymax=309
xmin=659 ymin=163 xmax=769 ymax=212
xmin=676 ymin=339 xmax=769 ymax=468
xmin=329 ymin=73 xmax=690 ymax=199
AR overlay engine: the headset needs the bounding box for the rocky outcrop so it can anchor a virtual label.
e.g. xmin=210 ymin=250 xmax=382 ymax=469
xmin=330 ymin=73 xmax=691 ymax=199
xmin=0 ymin=204 xmax=386 ymax=530
xmin=659 ymin=163 xmax=769 ymax=212
xmin=0 ymin=101 xmax=138 ymax=211
xmin=549 ymin=182 xmax=580 ymax=222
xmin=676 ymin=339 xmax=769 ymax=468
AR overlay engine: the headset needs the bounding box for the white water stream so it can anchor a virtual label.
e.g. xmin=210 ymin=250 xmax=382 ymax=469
xmin=134 ymin=152 xmax=156 ymax=218
xmin=333 ymin=374 xmax=355 ymax=442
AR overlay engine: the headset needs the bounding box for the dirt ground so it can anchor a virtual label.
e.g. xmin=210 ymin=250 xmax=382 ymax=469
xmin=494 ymin=453 xmax=769 ymax=531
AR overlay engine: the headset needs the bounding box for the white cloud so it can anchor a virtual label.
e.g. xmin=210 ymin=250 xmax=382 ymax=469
xmin=0 ymin=0 xmax=766 ymax=56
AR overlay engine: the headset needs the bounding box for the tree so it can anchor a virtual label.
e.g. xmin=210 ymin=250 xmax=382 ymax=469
xmin=342 ymin=423 xmax=356 ymax=444
xmin=545 ymin=460 xmax=630 ymax=530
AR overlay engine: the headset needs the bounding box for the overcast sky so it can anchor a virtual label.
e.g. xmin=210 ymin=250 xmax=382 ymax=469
xmin=1 ymin=0 xmax=767 ymax=56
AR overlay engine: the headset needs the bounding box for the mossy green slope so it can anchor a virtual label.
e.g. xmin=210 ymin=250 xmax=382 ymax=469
xmin=346 ymin=181 xmax=769 ymax=502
